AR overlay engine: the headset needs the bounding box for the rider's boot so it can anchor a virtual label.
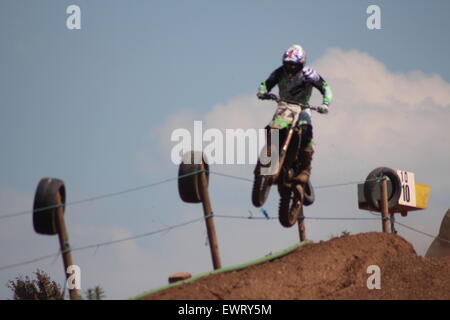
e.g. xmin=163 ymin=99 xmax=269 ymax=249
xmin=292 ymin=147 xmax=314 ymax=185
xmin=294 ymin=183 xmax=305 ymax=204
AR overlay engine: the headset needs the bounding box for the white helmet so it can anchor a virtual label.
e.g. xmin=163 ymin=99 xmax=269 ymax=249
xmin=282 ymin=44 xmax=306 ymax=74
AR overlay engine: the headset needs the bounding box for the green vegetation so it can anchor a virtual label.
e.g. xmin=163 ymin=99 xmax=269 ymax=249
xmin=7 ymin=269 xmax=63 ymax=300
xmin=7 ymin=269 xmax=106 ymax=300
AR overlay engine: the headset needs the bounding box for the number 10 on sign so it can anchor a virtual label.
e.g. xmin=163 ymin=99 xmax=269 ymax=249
xmin=397 ymin=170 xmax=416 ymax=207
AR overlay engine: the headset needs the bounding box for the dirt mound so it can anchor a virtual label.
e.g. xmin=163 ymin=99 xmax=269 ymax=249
xmin=141 ymin=232 xmax=450 ymax=300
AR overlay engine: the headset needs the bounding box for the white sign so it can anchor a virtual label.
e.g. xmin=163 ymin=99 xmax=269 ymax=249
xmin=397 ymin=170 xmax=416 ymax=207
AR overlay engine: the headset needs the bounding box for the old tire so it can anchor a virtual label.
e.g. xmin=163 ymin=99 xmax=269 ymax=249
xmin=251 ymin=163 xmax=273 ymax=207
xmin=178 ymin=151 xmax=209 ymax=203
xmin=33 ymin=178 xmax=66 ymax=235
xmin=303 ymin=180 xmax=315 ymax=206
xmin=278 ymin=186 xmax=302 ymax=228
xmin=364 ymin=167 xmax=401 ymax=211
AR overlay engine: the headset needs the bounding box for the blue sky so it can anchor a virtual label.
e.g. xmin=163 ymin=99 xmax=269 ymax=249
xmin=1 ymin=0 xmax=450 ymax=299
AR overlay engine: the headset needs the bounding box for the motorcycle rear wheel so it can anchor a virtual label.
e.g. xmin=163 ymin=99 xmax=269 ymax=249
xmin=278 ymin=185 xmax=303 ymax=228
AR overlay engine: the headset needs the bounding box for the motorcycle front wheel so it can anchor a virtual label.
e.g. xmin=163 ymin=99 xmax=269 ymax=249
xmin=251 ymin=162 xmax=273 ymax=207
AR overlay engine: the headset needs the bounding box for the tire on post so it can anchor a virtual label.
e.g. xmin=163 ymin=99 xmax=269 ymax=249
xmin=363 ymin=167 xmax=401 ymax=211
xmin=178 ymin=151 xmax=209 ymax=203
xmin=33 ymin=178 xmax=66 ymax=235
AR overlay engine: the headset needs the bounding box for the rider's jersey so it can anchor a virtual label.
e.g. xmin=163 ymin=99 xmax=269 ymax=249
xmin=260 ymin=66 xmax=333 ymax=106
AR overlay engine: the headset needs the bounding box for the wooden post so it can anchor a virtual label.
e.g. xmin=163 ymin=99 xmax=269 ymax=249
xmin=55 ymin=192 xmax=80 ymax=300
xmin=380 ymin=177 xmax=390 ymax=233
xmin=298 ymin=206 xmax=306 ymax=242
xmin=198 ymin=162 xmax=222 ymax=270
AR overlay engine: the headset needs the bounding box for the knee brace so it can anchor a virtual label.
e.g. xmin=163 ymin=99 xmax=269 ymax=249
xmin=299 ymin=124 xmax=313 ymax=149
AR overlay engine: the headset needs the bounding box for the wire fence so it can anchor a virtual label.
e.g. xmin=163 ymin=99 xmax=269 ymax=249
xmin=0 ymin=169 xmax=447 ymax=273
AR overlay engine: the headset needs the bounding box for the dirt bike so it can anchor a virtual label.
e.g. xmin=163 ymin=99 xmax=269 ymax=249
xmin=252 ymin=93 xmax=317 ymax=228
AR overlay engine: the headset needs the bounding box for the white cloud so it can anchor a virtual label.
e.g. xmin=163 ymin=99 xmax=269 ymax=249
xmin=310 ymin=49 xmax=450 ymax=188
xmin=312 ymin=48 xmax=450 ymax=108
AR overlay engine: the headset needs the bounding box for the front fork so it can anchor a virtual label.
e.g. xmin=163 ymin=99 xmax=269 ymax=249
xmin=256 ymin=125 xmax=302 ymax=185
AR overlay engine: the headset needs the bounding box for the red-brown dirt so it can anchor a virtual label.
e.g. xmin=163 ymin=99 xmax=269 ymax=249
xmin=141 ymin=232 xmax=450 ymax=300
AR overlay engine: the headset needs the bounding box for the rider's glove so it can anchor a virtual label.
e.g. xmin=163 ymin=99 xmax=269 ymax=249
xmin=317 ymin=104 xmax=329 ymax=114
xmin=257 ymin=92 xmax=267 ymax=99
xmin=257 ymin=81 xmax=269 ymax=99
xmin=257 ymin=92 xmax=271 ymax=100
xmin=257 ymin=93 xmax=278 ymax=101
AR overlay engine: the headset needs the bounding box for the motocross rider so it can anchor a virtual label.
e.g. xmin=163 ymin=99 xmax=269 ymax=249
xmin=256 ymin=44 xmax=333 ymax=188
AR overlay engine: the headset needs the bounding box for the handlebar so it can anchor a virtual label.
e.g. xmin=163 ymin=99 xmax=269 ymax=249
xmin=259 ymin=93 xmax=318 ymax=111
